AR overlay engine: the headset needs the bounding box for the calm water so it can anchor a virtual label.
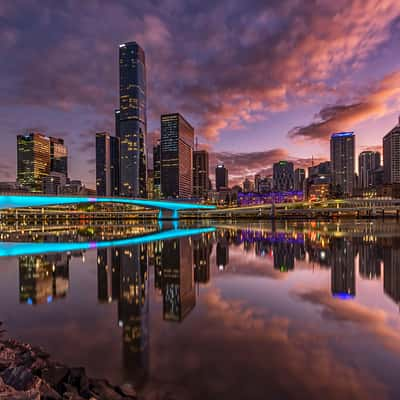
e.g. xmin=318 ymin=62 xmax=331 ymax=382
xmin=1 ymin=220 xmax=400 ymax=399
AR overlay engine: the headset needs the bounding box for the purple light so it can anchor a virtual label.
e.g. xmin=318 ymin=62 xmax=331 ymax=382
xmin=331 ymin=132 xmax=354 ymax=138
xmin=88 ymin=198 xmax=97 ymax=202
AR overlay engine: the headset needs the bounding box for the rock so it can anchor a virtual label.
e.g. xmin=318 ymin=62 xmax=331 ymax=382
xmin=89 ymin=379 xmax=125 ymax=400
xmin=41 ymin=364 xmax=70 ymax=389
xmin=117 ymin=383 xmax=137 ymax=398
xmin=39 ymin=380 xmax=63 ymax=400
xmin=1 ymin=365 xmax=36 ymax=391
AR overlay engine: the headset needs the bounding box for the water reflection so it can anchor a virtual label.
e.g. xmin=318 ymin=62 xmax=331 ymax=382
xmin=2 ymin=221 xmax=400 ymax=398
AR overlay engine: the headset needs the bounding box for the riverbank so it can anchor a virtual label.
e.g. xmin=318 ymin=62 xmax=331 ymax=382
xmin=0 ymin=326 xmax=138 ymax=400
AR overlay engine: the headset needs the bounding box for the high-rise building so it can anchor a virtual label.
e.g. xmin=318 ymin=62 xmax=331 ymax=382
xmin=254 ymin=174 xmax=261 ymax=193
xmin=96 ymin=132 xmax=120 ymax=196
xmin=215 ymin=164 xmax=228 ymax=191
xmin=330 ymin=132 xmax=355 ymax=196
xmin=359 ymin=151 xmax=380 ymax=189
xmin=193 ymin=150 xmax=209 ymax=198
xmin=161 ymin=113 xmax=194 ymax=198
xmin=114 ymin=109 xmax=120 ymax=137
xmin=243 ymin=178 xmax=253 ymax=193
xmin=273 ymin=161 xmax=294 ymax=191
xmin=383 ymin=118 xmax=400 ymax=184
xmin=153 ymin=141 xmax=161 ymax=199
xmin=308 ymin=161 xmax=331 ymax=179
xmin=50 ymin=137 xmax=68 ymax=177
xmin=17 ymin=132 xmax=51 ymax=192
xmin=294 ymin=168 xmax=305 ymax=191
xmin=118 ymin=42 xmax=147 ymax=197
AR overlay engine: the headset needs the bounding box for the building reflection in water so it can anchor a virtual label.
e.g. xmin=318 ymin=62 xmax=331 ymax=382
xmin=358 ymin=241 xmax=381 ymax=280
xmin=19 ymin=253 xmax=70 ymax=305
xmin=216 ymin=236 xmax=229 ymax=271
xmin=161 ymin=238 xmax=196 ymax=322
xmin=193 ymin=236 xmax=212 ymax=284
xmin=330 ymin=238 xmax=355 ymax=299
xmin=97 ymin=245 xmax=149 ymax=387
xmin=383 ymin=239 xmax=400 ymax=310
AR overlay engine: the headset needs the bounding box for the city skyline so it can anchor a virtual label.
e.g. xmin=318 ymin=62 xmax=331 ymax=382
xmin=1 ymin=1 xmax=400 ymax=187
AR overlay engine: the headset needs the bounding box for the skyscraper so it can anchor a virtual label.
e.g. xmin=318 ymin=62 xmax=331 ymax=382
xmin=383 ymin=118 xmax=400 ymax=184
xmin=96 ymin=132 xmax=120 ymax=196
xmin=153 ymin=141 xmax=161 ymax=199
xmin=17 ymin=132 xmax=51 ymax=192
xmin=273 ymin=161 xmax=294 ymax=191
xmin=193 ymin=150 xmax=209 ymax=198
xmin=118 ymin=42 xmax=147 ymax=197
xmin=359 ymin=151 xmax=380 ymax=189
xmin=50 ymin=137 xmax=68 ymax=177
xmin=215 ymin=164 xmax=228 ymax=191
xmin=161 ymin=113 xmax=194 ymax=198
xmin=294 ymin=168 xmax=305 ymax=191
xmin=330 ymin=132 xmax=355 ymax=196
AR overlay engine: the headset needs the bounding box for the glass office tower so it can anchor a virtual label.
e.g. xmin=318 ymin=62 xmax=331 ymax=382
xmin=161 ymin=113 xmax=194 ymax=198
xmin=118 ymin=42 xmax=147 ymax=197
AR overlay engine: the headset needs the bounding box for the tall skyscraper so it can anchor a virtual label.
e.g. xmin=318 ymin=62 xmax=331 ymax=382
xmin=359 ymin=151 xmax=380 ymax=189
xmin=330 ymin=132 xmax=355 ymax=196
xmin=294 ymin=168 xmax=305 ymax=191
xmin=383 ymin=118 xmax=400 ymax=184
xmin=153 ymin=141 xmax=161 ymax=199
xmin=273 ymin=161 xmax=294 ymax=191
xmin=193 ymin=150 xmax=209 ymax=198
xmin=118 ymin=42 xmax=147 ymax=197
xmin=17 ymin=132 xmax=51 ymax=192
xmin=161 ymin=113 xmax=194 ymax=198
xmin=50 ymin=137 xmax=68 ymax=177
xmin=215 ymin=164 xmax=228 ymax=191
xmin=96 ymin=132 xmax=120 ymax=196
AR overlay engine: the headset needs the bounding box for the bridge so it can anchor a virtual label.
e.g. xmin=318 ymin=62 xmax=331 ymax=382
xmin=0 ymin=195 xmax=216 ymax=220
xmin=182 ymin=198 xmax=400 ymax=219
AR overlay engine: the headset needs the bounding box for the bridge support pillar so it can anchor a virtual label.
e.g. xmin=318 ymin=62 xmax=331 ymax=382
xmin=158 ymin=209 xmax=179 ymax=220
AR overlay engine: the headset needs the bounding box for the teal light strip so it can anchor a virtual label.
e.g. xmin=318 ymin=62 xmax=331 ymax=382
xmin=0 ymin=195 xmax=216 ymax=211
xmin=0 ymin=227 xmax=216 ymax=257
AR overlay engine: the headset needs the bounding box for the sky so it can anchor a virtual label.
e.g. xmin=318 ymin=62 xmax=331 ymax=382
xmin=1 ymin=0 xmax=400 ymax=187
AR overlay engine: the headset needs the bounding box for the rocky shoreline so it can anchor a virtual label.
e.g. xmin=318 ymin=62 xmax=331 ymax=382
xmin=0 ymin=325 xmax=137 ymax=400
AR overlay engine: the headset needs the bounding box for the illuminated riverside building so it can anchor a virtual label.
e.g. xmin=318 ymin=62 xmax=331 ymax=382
xmin=330 ymin=132 xmax=355 ymax=196
xmin=383 ymin=118 xmax=400 ymax=184
xmin=273 ymin=161 xmax=294 ymax=191
xmin=331 ymin=238 xmax=355 ymax=298
xmin=118 ymin=42 xmax=147 ymax=197
xmin=193 ymin=150 xmax=209 ymax=198
xmin=215 ymin=164 xmax=228 ymax=191
xmin=161 ymin=113 xmax=194 ymax=198
xmin=96 ymin=132 xmax=120 ymax=196
xmin=161 ymin=238 xmax=196 ymax=321
xmin=294 ymin=168 xmax=305 ymax=191
xmin=359 ymin=151 xmax=380 ymax=189
xmin=50 ymin=137 xmax=68 ymax=177
xmin=97 ymin=248 xmax=121 ymax=303
xmin=153 ymin=141 xmax=161 ymax=198
xmin=117 ymin=245 xmax=149 ymax=384
xmin=17 ymin=133 xmax=51 ymax=192
xmin=19 ymin=254 xmax=69 ymax=305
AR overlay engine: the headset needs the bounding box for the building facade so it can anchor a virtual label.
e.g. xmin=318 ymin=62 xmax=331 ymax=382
xmin=330 ymin=132 xmax=355 ymax=196
xmin=358 ymin=151 xmax=380 ymax=189
xmin=96 ymin=132 xmax=120 ymax=196
xmin=383 ymin=120 xmax=400 ymax=184
xmin=17 ymin=132 xmax=51 ymax=192
xmin=161 ymin=113 xmax=194 ymax=198
xmin=294 ymin=168 xmax=305 ymax=191
xmin=50 ymin=137 xmax=68 ymax=177
xmin=273 ymin=161 xmax=294 ymax=192
xmin=215 ymin=164 xmax=228 ymax=191
xmin=118 ymin=42 xmax=147 ymax=197
xmin=193 ymin=150 xmax=209 ymax=198
xmin=153 ymin=141 xmax=161 ymax=199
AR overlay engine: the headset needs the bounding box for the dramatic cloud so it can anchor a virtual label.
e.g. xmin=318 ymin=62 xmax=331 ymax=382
xmin=289 ymin=71 xmax=400 ymax=141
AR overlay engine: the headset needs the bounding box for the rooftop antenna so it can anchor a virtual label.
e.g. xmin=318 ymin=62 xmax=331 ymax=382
xmin=195 ymin=136 xmax=199 ymax=151
xmin=311 ymin=155 xmax=314 ymax=167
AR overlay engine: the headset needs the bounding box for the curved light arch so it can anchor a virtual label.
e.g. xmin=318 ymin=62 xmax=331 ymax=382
xmin=0 ymin=195 xmax=216 ymax=214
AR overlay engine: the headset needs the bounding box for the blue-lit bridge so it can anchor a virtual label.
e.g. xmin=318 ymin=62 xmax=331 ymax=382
xmin=0 ymin=195 xmax=216 ymax=220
